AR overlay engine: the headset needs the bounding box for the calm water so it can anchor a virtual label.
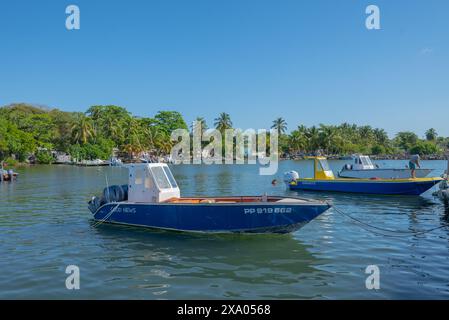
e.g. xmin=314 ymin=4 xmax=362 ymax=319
xmin=1 ymin=160 xmax=449 ymax=299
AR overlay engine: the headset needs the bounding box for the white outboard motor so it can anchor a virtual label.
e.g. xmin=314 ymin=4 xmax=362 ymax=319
xmin=283 ymin=170 xmax=299 ymax=186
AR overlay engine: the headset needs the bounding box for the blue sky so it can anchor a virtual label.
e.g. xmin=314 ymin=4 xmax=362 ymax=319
xmin=0 ymin=0 xmax=448 ymax=137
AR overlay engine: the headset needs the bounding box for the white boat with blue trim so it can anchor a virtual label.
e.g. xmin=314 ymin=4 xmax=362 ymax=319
xmin=338 ymin=155 xmax=432 ymax=179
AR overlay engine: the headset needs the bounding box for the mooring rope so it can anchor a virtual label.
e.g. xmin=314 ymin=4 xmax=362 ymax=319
xmin=330 ymin=202 xmax=448 ymax=237
xmin=92 ymin=202 xmax=121 ymax=228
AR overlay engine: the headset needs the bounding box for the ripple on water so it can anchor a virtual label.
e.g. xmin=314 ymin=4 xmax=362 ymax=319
xmin=1 ymin=162 xmax=449 ymax=299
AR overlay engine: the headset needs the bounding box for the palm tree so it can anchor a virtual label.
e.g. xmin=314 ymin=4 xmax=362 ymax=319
xmin=289 ymin=130 xmax=307 ymax=154
xmin=214 ymin=113 xmax=232 ymax=132
xmin=306 ymin=126 xmax=320 ymax=152
xmin=271 ymin=117 xmax=287 ymax=135
xmin=425 ymin=128 xmax=437 ymax=141
xmin=122 ymin=118 xmax=145 ymax=157
xmin=191 ymin=117 xmax=208 ymax=135
xmin=146 ymin=125 xmax=163 ymax=151
xmin=318 ymin=124 xmax=337 ymax=154
xmin=358 ymin=125 xmax=374 ymax=142
xmin=158 ymin=139 xmax=173 ymax=156
xmin=71 ymin=114 xmax=94 ymax=144
xmin=373 ymin=128 xmax=389 ymax=145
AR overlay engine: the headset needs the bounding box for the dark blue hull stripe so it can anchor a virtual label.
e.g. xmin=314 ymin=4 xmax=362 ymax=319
xmin=93 ymin=202 xmax=329 ymax=234
xmin=289 ymin=180 xmax=439 ymax=195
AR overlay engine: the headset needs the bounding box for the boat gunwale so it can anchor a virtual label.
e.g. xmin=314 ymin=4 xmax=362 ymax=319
xmin=339 ymin=168 xmax=432 ymax=173
xmin=294 ymin=177 xmax=442 ymax=183
xmin=92 ymin=196 xmax=330 ymax=215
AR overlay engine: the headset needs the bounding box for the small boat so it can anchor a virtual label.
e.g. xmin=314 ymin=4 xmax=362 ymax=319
xmin=1 ymin=170 xmax=19 ymax=182
xmin=338 ymin=155 xmax=432 ymax=179
xmin=75 ymin=159 xmax=108 ymax=166
xmin=433 ymin=179 xmax=449 ymax=202
xmin=88 ymin=163 xmax=331 ymax=234
xmin=432 ymin=161 xmax=449 ymax=202
xmin=108 ymin=157 xmax=123 ymax=167
xmin=0 ymin=163 xmax=18 ymax=182
xmin=284 ymin=157 xmax=442 ymax=196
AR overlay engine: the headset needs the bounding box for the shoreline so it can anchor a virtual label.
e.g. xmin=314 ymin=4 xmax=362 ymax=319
xmin=6 ymin=156 xmax=448 ymax=167
xmin=283 ymin=154 xmax=448 ymax=161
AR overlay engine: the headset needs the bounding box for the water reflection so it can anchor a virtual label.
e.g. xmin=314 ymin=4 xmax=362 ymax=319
xmin=441 ymin=200 xmax=449 ymax=223
xmin=90 ymin=223 xmax=328 ymax=298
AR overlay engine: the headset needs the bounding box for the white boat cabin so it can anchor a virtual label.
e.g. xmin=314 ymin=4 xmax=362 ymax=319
xmin=350 ymin=155 xmax=376 ymax=170
xmin=128 ymin=163 xmax=180 ymax=203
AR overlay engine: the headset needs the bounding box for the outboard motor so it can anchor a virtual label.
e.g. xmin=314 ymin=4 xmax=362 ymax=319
xmin=88 ymin=196 xmax=102 ymax=214
xmin=103 ymin=184 xmax=128 ymax=203
xmin=283 ymin=171 xmax=299 ymax=186
xmin=88 ymin=184 xmax=129 ymax=214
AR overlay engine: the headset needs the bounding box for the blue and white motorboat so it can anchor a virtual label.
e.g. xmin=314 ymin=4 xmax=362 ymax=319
xmin=338 ymin=154 xmax=432 ymax=179
xmin=88 ymin=163 xmax=331 ymax=234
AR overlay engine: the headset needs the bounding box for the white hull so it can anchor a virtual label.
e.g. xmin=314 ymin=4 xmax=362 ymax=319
xmin=338 ymin=168 xmax=432 ymax=179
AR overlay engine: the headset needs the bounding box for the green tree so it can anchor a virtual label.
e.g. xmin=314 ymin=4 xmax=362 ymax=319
xmin=373 ymin=128 xmax=389 ymax=145
xmin=409 ymin=141 xmax=440 ymax=155
xmin=86 ymin=105 xmax=130 ymax=146
xmin=191 ymin=117 xmax=208 ymax=135
xmin=271 ymin=117 xmax=287 ymax=135
xmin=71 ymin=114 xmax=95 ymax=145
xmin=214 ymin=112 xmax=233 ymax=132
xmin=306 ymin=126 xmax=320 ymax=152
xmin=395 ymin=131 xmax=418 ymax=151
xmin=0 ymin=118 xmax=36 ymax=161
xmin=288 ymin=129 xmax=307 ymax=154
xmin=155 ymin=111 xmax=188 ymax=135
xmin=425 ymin=128 xmax=437 ymax=141
xmin=371 ymin=145 xmax=386 ymax=155
xmin=36 ymin=150 xmax=54 ymax=164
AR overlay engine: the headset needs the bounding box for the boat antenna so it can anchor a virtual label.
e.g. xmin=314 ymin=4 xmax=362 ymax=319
xmin=105 ymin=172 xmax=111 ymax=202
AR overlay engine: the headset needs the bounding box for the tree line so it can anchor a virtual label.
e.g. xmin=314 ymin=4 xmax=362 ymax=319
xmin=0 ymin=104 xmax=448 ymax=164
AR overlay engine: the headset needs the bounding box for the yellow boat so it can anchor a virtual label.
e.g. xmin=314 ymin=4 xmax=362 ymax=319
xmin=284 ymin=157 xmax=442 ymax=195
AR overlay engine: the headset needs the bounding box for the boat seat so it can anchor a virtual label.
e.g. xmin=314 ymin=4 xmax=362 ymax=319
xmin=166 ymin=198 xmax=201 ymax=204
xmin=200 ymin=199 xmax=215 ymax=204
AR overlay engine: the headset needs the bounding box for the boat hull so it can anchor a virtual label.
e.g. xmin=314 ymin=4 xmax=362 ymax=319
xmin=338 ymin=168 xmax=432 ymax=179
xmin=289 ymin=178 xmax=441 ymax=195
xmin=1 ymin=173 xmax=18 ymax=182
xmin=93 ymin=200 xmax=330 ymax=234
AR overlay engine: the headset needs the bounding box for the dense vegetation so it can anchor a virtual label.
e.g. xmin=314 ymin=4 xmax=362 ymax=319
xmin=0 ymin=104 xmax=187 ymax=163
xmin=281 ymin=122 xmax=448 ymax=157
xmin=0 ymin=103 xmax=448 ymax=164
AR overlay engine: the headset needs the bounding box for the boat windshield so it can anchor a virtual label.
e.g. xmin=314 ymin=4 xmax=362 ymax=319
xmin=163 ymin=166 xmax=178 ymax=188
xmin=318 ymin=159 xmax=330 ymax=171
xmin=150 ymin=166 xmax=172 ymax=189
xmin=361 ymin=156 xmax=374 ymax=167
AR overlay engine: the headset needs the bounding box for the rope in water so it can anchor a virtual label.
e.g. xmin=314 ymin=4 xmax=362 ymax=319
xmin=330 ymin=203 xmax=448 ymax=237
